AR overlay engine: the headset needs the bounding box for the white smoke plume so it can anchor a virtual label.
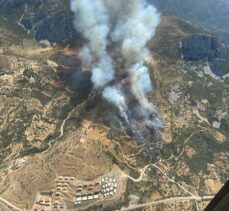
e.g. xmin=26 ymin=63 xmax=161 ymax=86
xmin=92 ymin=55 xmax=114 ymax=88
xmin=70 ymin=0 xmax=114 ymax=88
xmin=79 ymin=46 xmax=92 ymax=66
xmin=71 ymin=0 xmax=109 ymax=57
xmin=129 ymin=63 xmax=157 ymax=114
xmin=111 ymin=0 xmax=160 ymax=63
xmin=71 ymin=0 xmax=161 ymax=128
xmin=102 ymin=86 xmax=128 ymax=122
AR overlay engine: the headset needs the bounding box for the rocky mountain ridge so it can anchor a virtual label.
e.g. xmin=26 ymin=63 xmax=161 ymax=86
xmin=0 ymin=0 xmax=78 ymax=42
xmin=182 ymin=34 xmax=229 ymax=76
xmin=149 ymin=0 xmax=229 ymax=44
xmin=1 ymin=0 xmax=228 ymax=77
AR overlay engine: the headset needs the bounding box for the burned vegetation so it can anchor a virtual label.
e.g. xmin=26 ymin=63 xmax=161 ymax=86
xmin=53 ymin=0 xmax=164 ymax=161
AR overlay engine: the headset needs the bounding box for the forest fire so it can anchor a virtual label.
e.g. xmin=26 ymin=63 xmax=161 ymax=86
xmin=54 ymin=0 xmax=164 ymax=159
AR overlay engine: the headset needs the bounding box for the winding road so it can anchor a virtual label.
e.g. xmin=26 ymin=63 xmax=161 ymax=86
xmin=42 ymin=107 xmax=75 ymax=154
xmin=123 ymin=163 xmax=214 ymax=211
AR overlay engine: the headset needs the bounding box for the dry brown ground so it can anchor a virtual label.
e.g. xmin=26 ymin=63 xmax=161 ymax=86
xmin=0 ymin=120 xmax=114 ymax=210
xmin=204 ymin=179 xmax=222 ymax=195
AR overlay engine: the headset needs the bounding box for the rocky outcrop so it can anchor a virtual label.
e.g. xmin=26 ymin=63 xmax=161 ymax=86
xmin=182 ymin=34 xmax=229 ymax=77
xmin=0 ymin=0 xmax=78 ymax=43
xmin=182 ymin=35 xmax=223 ymax=61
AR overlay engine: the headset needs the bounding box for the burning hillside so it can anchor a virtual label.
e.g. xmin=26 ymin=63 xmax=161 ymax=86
xmin=57 ymin=0 xmax=164 ymax=159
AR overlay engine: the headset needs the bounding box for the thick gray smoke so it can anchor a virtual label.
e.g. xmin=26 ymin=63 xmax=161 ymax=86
xmin=111 ymin=0 xmax=159 ymax=63
xmin=71 ymin=0 xmax=114 ymax=88
xmin=129 ymin=63 xmax=156 ymax=114
xmin=70 ymin=0 xmax=162 ymax=130
xmin=102 ymin=86 xmax=128 ymax=122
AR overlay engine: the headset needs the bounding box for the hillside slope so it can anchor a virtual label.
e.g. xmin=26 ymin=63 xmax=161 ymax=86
xmin=149 ymin=0 xmax=229 ymax=44
xmin=0 ymin=3 xmax=228 ymax=211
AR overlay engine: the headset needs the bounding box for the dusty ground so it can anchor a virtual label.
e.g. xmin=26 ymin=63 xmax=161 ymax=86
xmin=0 ymin=119 xmax=114 ymax=209
xmin=204 ymin=179 xmax=222 ymax=194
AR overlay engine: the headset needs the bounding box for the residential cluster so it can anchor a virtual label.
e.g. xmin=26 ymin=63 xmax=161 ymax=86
xmin=33 ymin=175 xmax=119 ymax=210
xmin=101 ymin=176 xmax=118 ymax=198
xmin=74 ymin=176 xmax=118 ymax=207
xmin=75 ymin=182 xmax=101 ymax=206
xmin=33 ymin=191 xmax=52 ymax=211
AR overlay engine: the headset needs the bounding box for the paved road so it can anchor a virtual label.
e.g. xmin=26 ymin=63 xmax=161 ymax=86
xmin=121 ymin=195 xmax=214 ymax=210
xmin=124 ymin=163 xmax=214 ymax=211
